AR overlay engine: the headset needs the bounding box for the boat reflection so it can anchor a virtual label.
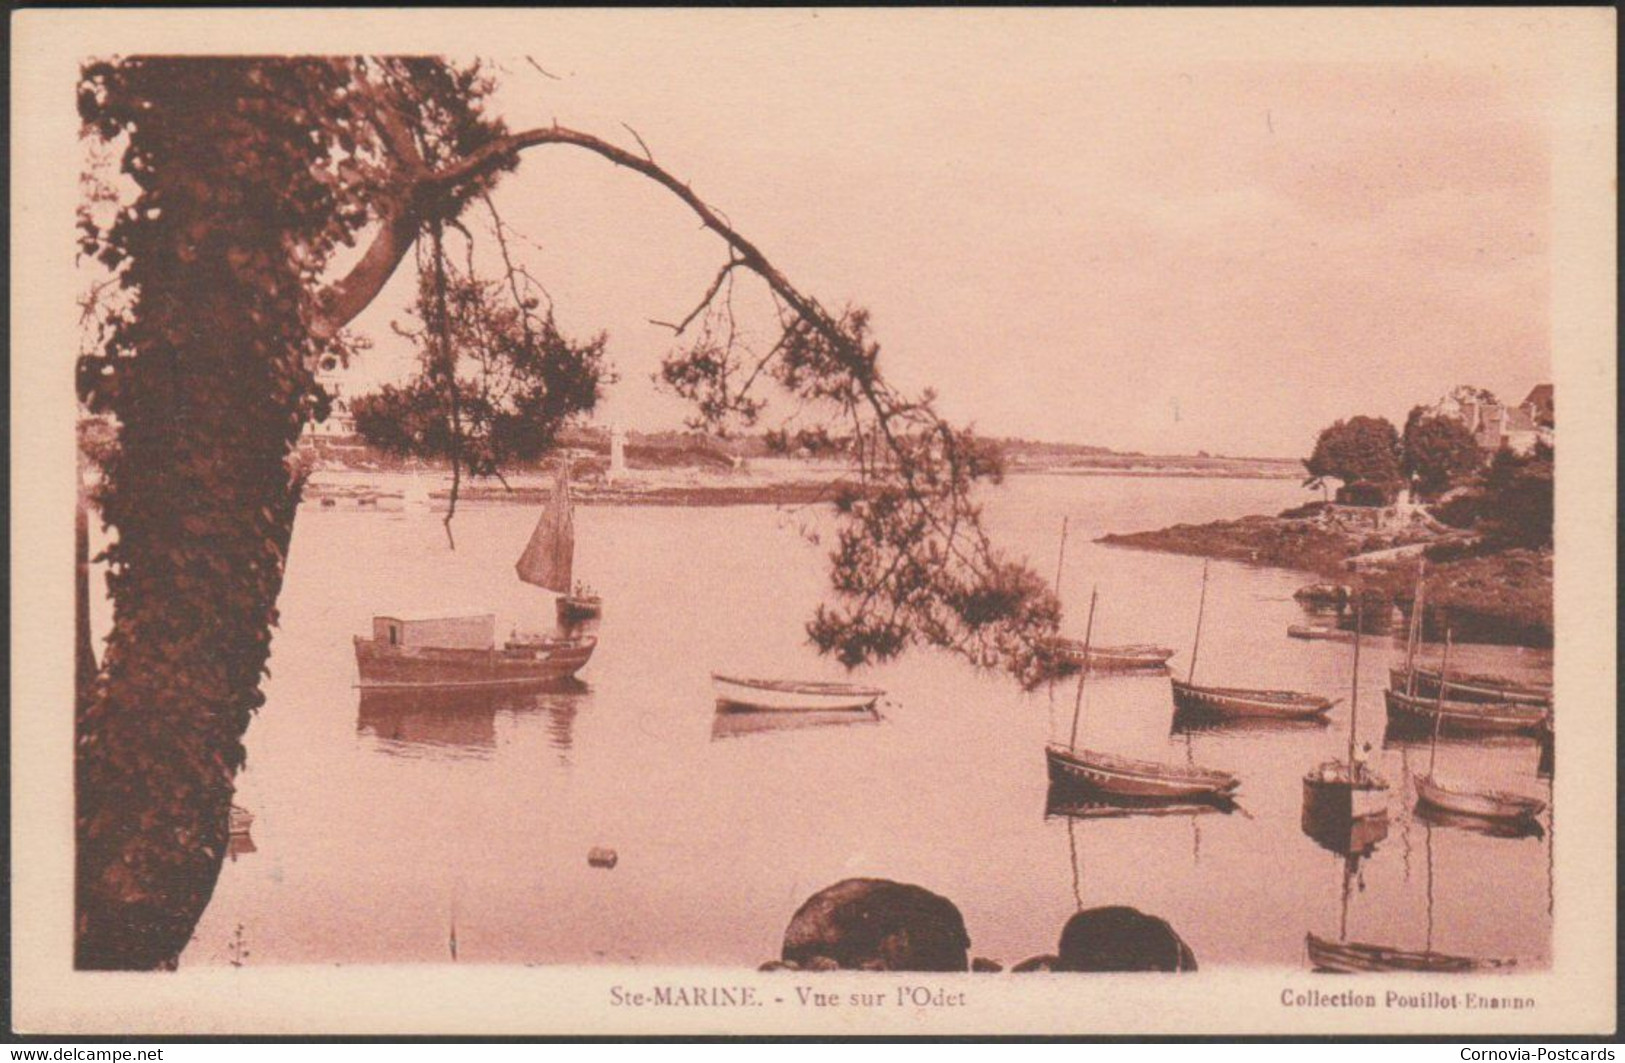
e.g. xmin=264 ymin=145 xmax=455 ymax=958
xmin=227 ymin=832 xmax=257 ymax=862
xmin=1045 ymin=784 xmax=1236 ymax=820
xmin=1382 ymin=725 xmax=1536 ymax=753
xmin=1413 ymin=801 xmax=1545 ymax=842
xmin=1172 ymin=706 xmax=1330 ymax=737
xmin=1300 ymin=795 xmax=1390 ymax=857
xmin=357 ymin=681 xmax=589 ymax=757
xmin=710 ymin=706 xmax=882 ymax=742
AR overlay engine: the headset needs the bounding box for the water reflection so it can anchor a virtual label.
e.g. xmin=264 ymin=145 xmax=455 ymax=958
xmin=710 ymin=706 xmax=882 ymax=742
xmin=1413 ymin=802 xmax=1546 ymax=842
xmin=1172 ymin=707 xmax=1330 ymax=737
xmin=356 ymin=681 xmax=589 ymax=759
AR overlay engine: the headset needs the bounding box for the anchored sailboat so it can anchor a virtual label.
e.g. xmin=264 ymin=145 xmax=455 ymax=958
xmin=1303 ymin=596 xmax=1391 ymax=824
xmin=1413 ymin=629 xmax=1547 ymax=826
xmin=517 ymin=463 xmax=601 ymax=624
xmin=1045 ymin=588 xmax=1240 ymax=802
xmin=1172 ymin=560 xmax=1335 ymax=721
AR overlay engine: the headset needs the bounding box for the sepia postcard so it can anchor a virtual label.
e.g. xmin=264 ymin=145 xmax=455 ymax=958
xmin=10 ymin=7 xmax=1617 ymax=1037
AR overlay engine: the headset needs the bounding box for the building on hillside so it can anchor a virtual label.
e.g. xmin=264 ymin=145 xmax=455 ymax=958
xmin=1429 ymin=384 xmax=1550 ymax=456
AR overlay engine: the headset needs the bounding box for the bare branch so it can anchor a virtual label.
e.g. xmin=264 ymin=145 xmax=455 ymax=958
xmin=525 ymin=56 xmax=562 ymax=81
xmin=650 ymin=257 xmax=745 ymax=336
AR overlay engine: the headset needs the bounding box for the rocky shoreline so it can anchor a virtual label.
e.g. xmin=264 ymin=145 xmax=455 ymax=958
xmin=1100 ymin=512 xmax=1552 ymax=647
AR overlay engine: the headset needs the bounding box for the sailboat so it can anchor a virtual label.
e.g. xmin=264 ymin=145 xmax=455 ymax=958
xmin=1303 ymin=597 xmax=1390 ymax=823
xmin=1171 ymin=561 xmax=1335 ymax=721
xmin=1413 ymin=629 xmax=1547 ymax=826
xmin=1044 ymin=518 xmax=1175 ymax=673
xmin=1388 ymin=559 xmax=1551 ymax=708
xmin=1045 ymin=588 xmax=1240 ymax=801
xmin=517 ymin=463 xmax=601 ymax=624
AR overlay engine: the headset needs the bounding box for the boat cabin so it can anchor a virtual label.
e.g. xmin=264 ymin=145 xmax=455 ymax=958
xmin=371 ymin=612 xmax=495 ymax=651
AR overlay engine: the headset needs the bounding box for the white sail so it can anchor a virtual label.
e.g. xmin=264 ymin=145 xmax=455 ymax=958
xmin=515 ymin=465 xmax=574 ymax=593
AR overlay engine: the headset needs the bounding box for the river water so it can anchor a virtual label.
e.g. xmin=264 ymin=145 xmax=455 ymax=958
xmin=174 ymin=473 xmax=1553 ymax=969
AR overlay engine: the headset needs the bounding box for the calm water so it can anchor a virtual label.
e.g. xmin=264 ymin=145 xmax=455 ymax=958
xmin=170 ymin=474 xmax=1553 ymax=969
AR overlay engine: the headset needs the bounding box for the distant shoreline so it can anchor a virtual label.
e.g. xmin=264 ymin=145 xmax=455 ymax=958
xmin=302 ymin=456 xmax=1301 ymax=512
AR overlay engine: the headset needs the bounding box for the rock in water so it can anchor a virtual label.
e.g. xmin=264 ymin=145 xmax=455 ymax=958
xmin=782 ymin=878 xmax=971 ymax=972
xmin=1055 ymin=906 xmax=1197 ymax=972
xmin=971 ymin=957 xmax=1003 ymax=973
xmin=1011 ymin=955 xmax=1059 ymax=973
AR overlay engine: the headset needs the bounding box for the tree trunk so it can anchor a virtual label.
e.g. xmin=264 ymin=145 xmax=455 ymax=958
xmin=75 ymin=352 xmax=307 ymax=969
xmin=75 ymin=59 xmax=322 ymax=969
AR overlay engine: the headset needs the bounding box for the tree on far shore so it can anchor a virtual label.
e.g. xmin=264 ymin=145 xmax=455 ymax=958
xmin=1401 ymin=405 xmax=1482 ymax=500
xmin=1302 ymin=416 xmax=1402 ymax=500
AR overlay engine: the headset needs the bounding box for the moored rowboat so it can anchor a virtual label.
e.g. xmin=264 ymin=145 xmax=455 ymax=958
xmin=1172 ymin=679 xmax=1336 ymax=720
xmin=1414 ymin=775 xmax=1545 ymax=822
xmin=712 ymin=674 xmax=884 ymax=713
xmin=1306 ymin=932 xmax=1515 ymax=974
xmin=1049 ymin=638 xmax=1176 ymax=671
xmin=229 ymin=804 xmax=254 ymax=836
xmin=1287 ymin=624 xmax=1353 ymax=642
xmin=1045 ymin=743 xmax=1239 ymax=800
xmin=1389 ymin=666 xmax=1551 ymax=707
xmin=1383 ymin=689 xmax=1547 ymax=737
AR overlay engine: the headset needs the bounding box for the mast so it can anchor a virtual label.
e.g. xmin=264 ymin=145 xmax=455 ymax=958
xmin=1054 ymin=516 xmax=1070 ymax=593
xmin=1405 ymin=561 xmax=1427 ymax=696
xmin=1068 ymin=587 xmax=1099 ymax=752
xmin=1187 ymin=559 xmax=1210 ymax=684
xmin=1428 ymin=627 xmax=1453 ymax=776
xmin=1347 ymin=595 xmax=1363 ymax=768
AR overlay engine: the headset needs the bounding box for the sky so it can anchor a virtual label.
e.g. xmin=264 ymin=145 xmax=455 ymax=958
xmin=339 ymin=11 xmax=1556 ymax=459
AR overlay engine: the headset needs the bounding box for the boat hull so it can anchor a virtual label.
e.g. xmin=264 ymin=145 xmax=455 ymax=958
xmin=1045 ymin=745 xmax=1239 ymax=799
xmin=1415 ymin=775 xmax=1545 ymax=822
xmin=1389 ymin=667 xmax=1550 ymax=707
xmin=1172 ymin=679 xmax=1334 ymax=720
xmin=1287 ymin=625 xmax=1353 ymax=642
xmin=1051 ymin=640 xmax=1176 ymax=672
xmin=1306 ymin=933 xmax=1514 ymax=974
xmin=712 ymin=675 xmax=883 ymax=713
xmin=1384 ymin=689 xmax=1547 ymax=737
xmin=354 ymin=636 xmax=595 ymax=690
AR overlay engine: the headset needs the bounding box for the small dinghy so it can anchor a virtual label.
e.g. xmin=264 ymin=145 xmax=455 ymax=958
xmin=229 ymin=804 xmax=254 ymax=836
xmin=1049 ymin=638 xmax=1176 ymax=672
xmin=1415 ymin=776 xmax=1545 ymax=823
xmin=1287 ymin=624 xmax=1353 ymax=642
xmin=712 ymin=675 xmax=884 ymax=713
xmin=1306 ymin=933 xmax=1516 ymax=974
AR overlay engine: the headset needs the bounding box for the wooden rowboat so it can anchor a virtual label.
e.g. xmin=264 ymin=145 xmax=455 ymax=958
xmin=229 ymin=804 xmax=254 ymax=836
xmin=1383 ymin=688 xmax=1547 ymax=737
xmin=1287 ymin=624 xmax=1353 ymax=642
xmin=712 ymin=674 xmax=884 ymax=713
xmin=1389 ymin=666 xmax=1551 ymax=708
xmin=1414 ymin=775 xmax=1545 ymax=823
xmin=1306 ymin=932 xmax=1515 ymax=974
xmin=1172 ymin=678 xmax=1336 ymax=720
xmin=1045 ymin=743 xmax=1239 ymax=800
xmin=1049 ymin=638 xmax=1176 ymax=672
